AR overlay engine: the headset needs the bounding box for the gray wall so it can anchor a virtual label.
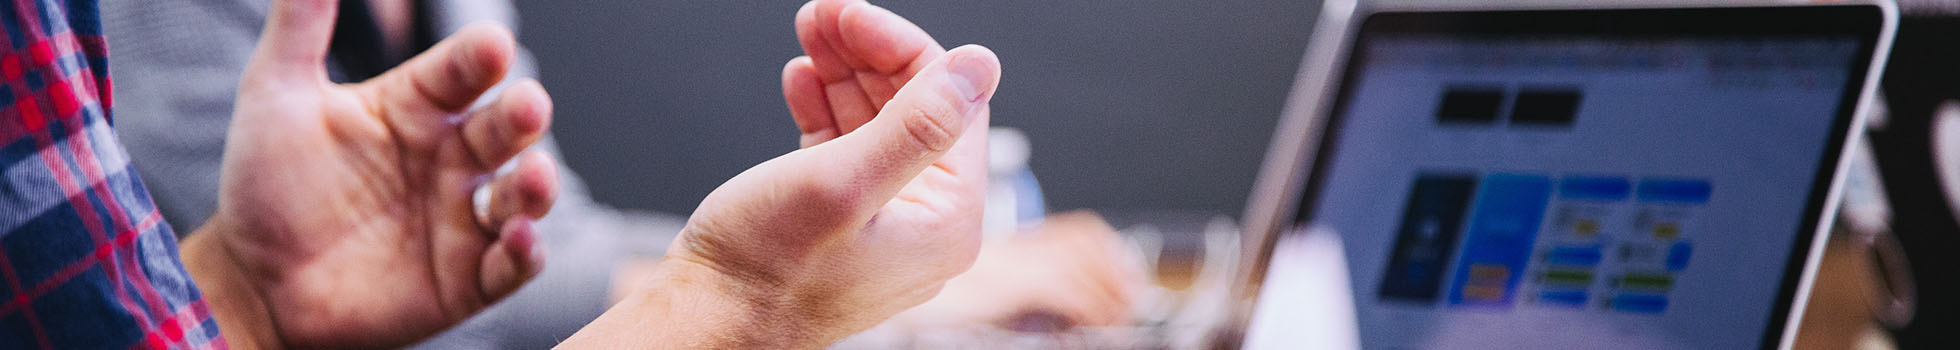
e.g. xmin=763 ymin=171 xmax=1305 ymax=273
xmin=514 ymin=0 xmax=1319 ymax=218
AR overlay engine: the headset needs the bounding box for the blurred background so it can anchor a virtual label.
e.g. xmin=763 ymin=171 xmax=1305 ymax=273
xmin=514 ymin=0 xmax=1315 ymax=217
xmin=98 ymin=0 xmax=1960 ymax=348
xmin=513 ymin=1 xmax=1960 ymax=348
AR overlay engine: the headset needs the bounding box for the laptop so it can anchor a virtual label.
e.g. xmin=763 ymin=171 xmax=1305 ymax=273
xmin=1221 ymin=1 xmax=1897 ymax=349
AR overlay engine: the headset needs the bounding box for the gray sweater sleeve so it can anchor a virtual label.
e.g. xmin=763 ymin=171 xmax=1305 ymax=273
xmin=99 ymin=1 xmax=684 ymax=348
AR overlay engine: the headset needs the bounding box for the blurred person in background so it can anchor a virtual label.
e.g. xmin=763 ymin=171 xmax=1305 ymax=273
xmin=103 ymin=0 xmax=1143 ymax=347
xmin=3 ymin=0 xmax=1090 ymax=348
xmin=0 ymin=0 xmax=565 ymax=347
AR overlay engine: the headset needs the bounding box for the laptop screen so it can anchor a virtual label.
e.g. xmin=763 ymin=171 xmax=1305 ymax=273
xmin=1247 ymin=6 xmax=1885 ymax=350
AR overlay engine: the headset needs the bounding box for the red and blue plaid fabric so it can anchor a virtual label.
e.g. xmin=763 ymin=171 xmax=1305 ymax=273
xmin=0 ymin=0 xmax=223 ymax=349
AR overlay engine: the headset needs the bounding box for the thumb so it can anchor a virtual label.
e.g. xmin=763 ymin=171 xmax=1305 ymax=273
xmin=801 ymin=44 xmax=1000 ymax=206
xmin=245 ymin=0 xmax=338 ymax=82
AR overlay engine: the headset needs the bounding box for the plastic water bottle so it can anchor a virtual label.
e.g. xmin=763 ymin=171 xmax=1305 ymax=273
xmin=984 ymin=127 xmax=1046 ymax=236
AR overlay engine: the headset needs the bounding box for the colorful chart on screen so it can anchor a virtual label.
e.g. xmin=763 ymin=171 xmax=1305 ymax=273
xmin=1242 ymin=4 xmax=1891 ymax=350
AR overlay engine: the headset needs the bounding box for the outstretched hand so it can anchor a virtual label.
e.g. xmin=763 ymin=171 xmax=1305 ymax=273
xmin=180 ymin=0 xmax=559 ymax=348
xmin=561 ymin=0 xmax=1000 ymax=347
xmin=669 ymin=0 xmax=1000 ymax=339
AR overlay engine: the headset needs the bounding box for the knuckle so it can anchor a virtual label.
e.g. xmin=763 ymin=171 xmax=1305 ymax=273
xmin=899 ymin=101 xmax=961 ymax=153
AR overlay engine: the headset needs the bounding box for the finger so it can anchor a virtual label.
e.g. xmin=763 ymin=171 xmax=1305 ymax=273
xmin=838 ymin=1 xmax=944 ymax=107
xmin=363 ymin=22 xmax=515 ymax=137
xmin=246 ymin=0 xmax=338 ymax=81
xmin=478 ymin=217 xmax=546 ymax=303
xmin=1067 ymin=227 xmax=1133 ymax=305
xmin=799 ymin=45 xmax=1000 ymax=210
xmin=1049 ymin=236 xmax=1128 ymax=308
xmin=1058 ymin=261 xmax=1131 ymax=327
xmin=796 ymin=0 xmax=857 ymax=82
xmin=783 ymin=57 xmax=839 ymax=148
xmin=798 ymin=1 xmax=879 ymax=134
xmin=811 ymin=0 xmax=871 ymax=76
xmin=1030 ymin=269 xmax=1119 ymax=328
xmin=486 ymin=152 xmax=560 ymax=232
xmin=463 ymin=79 xmax=553 ymax=170
xmin=826 ymin=79 xmax=880 ymax=134
xmin=1029 ymin=219 xmax=1136 ymax=327
xmin=1080 ymin=252 xmax=1136 ymax=323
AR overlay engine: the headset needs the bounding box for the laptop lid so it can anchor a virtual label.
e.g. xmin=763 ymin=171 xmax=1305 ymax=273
xmin=1225 ymin=1 xmax=1897 ymax=349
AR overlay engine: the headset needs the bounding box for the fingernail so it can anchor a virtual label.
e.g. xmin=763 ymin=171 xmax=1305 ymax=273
xmin=946 ymin=51 xmax=994 ymax=106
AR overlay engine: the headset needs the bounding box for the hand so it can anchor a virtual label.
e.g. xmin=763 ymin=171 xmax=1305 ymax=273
xmin=179 ymin=0 xmax=559 ymax=348
xmin=890 ymin=211 xmax=1145 ymax=331
xmin=674 ymin=0 xmax=1000 ymax=340
xmin=560 ymin=0 xmax=1000 ymax=347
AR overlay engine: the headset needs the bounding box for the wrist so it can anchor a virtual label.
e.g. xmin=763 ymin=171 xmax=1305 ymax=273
xmin=182 ymin=214 xmax=284 ymax=350
xmin=561 ymin=257 xmax=823 ymax=349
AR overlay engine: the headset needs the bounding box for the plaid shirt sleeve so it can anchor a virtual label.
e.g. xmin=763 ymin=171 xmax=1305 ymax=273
xmin=0 ymin=0 xmax=224 ymax=349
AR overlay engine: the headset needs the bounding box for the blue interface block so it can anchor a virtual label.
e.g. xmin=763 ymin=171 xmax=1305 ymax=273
xmin=1546 ymin=246 xmax=1604 ymax=266
xmin=1636 ymin=179 xmax=1713 ymax=203
xmin=1538 ymin=290 xmax=1589 ymax=307
xmin=1611 ymin=294 xmax=1670 ymax=314
xmin=1448 ymin=174 xmax=1554 ymax=308
xmin=1558 ymin=176 xmax=1632 ymax=201
xmin=1667 ymin=242 xmax=1694 ymax=271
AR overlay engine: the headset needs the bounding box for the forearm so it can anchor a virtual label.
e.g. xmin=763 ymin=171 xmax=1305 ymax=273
xmin=181 ymin=215 xmax=283 ymax=350
xmin=559 ymin=258 xmax=826 ymax=349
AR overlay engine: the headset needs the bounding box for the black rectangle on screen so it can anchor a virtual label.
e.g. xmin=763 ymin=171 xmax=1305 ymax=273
xmin=1436 ymin=87 xmax=1505 ymax=124
xmin=1512 ymin=89 xmax=1583 ymax=126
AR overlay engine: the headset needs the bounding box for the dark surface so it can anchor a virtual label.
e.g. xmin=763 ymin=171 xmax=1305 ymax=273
xmin=1871 ymin=15 xmax=1960 ymax=350
xmin=513 ymin=0 xmax=1318 ymax=217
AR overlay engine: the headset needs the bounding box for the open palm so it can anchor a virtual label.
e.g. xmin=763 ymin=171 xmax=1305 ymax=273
xmin=193 ymin=0 xmax=558 ymax=347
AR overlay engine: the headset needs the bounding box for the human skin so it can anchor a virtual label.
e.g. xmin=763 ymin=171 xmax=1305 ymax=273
xmin=557 ymin=0 xmax=1003 ymax=347
xmin=890 ymin=211 xmax=1144 ymax=331
xmin=594 ymin=0 xmax=1142 ymax=335
xmin=370 ymin=0 xmax=1143 ymax=334
xmin=605 ymin=212 xmax=1146 ymax=332
xmin=178 ymin=0 xmax=561 ymax=347
xmin=184 ymin=0 xmax=1006 ymax=348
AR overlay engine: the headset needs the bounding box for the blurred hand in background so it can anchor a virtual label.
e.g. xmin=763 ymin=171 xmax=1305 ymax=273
xmin=891 ymin=211 xmax=1146 ymax=331
xmin=181 ymin=0 xmax=558 ymax=348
